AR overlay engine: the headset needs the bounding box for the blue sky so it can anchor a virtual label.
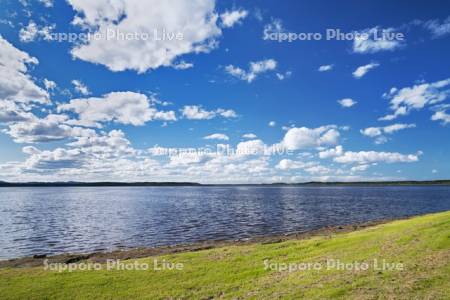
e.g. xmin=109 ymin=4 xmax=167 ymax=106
xmin=0 ymin=0 xmax=449 ymax=183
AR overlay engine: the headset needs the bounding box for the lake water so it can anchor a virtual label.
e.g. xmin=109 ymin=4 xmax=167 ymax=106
xmin=1 ymin=186 xmax=450 ymax=259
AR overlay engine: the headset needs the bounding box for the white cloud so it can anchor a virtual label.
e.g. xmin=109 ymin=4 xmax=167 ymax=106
xmin=380 ymin=78 xmax=450 ymax=121
xmin=172 ymin=61 xmax=194 ymax=70
xmin=281 ymin=126 xmax=340 ymax=151
xmin=352 ymin=62 xmax=379 ymax=78
xmin=23 ymin=147 xmax=85 ymax=170
xmin=58 ymin=92 xmax=176 ymax=127
xmin=361 ymin=123 xmax=416 ymax=137
xmin=181 ymin=105 xmax=237 ymax=120
xmin=19 ymin=21 xmax=54 ymax=42
xmin=71 ymin=79 xmax=90 ymax=95
xmin=360 ymin=127 xmax=382 ymax=138
xmin=68 ymin=0 xmax=222 ymax=73
xmin=217 ymin=108 xmax=237 ymax=118
xmin=268 ymin=121 xmax=276 ymax=127
xmin=39 ymin=0 xmax=53 ymax=7
xmin=204 ymin=133 xmax=229 ymax=141
xmin=4 ymin=114 xmax=93 ymax=143
xmin=220 ymin=9 xmax=248 ymax=28
xmin=431 ymin=111 xmax=450 ymax=125
xmin=0 ymin=100 xmax=34 ymax=123
xmin=67 ymin=129 xmax=136 ymax=158
xmin=383 ymin=123 xmax=416 ymax=134
xmin=181 ymin=106 xmax=215 ymax=120
xmin=43 ymin=78 xmax=56 ymax=90
xmin=318 ymin=64 xmax=333 ymax=72
xmin=353 ymin=27 xmax=403 ymax=53
xmin=431 ymin=104 xmax=450 ymax=125
xmin=351 ymin=164 xmax=370 ymax=172
xmin=334 ymin=150 xmax=420 ymax=164
xmin=276 ymin=159 xmax=331 ymax=175
xmin=0 ymin=35 xmax=49 ymax=105
xmin=262 ymin=19 xmax=284 ymax=40
xmin=20 ymin=130 xmax=136 ymax=172
xmin=236 ymin=139 xmax=266 ymax=156
xmin=423 ymin=16 xmax=450 ymax=38
xmin=338 ymin=98 xmax=357 ymax=108
xmin=361 ymin=123 xmax=416 ymax=144
xmin=319 ymin=145 xmax=344 ymax=159
xmin=242 ymin=133 xmax=257 ymax=139
xmin=225 ymin=59 xmax=277 ymax=83
xmin=168 ymin=152 xmax=214 ymax=167
xmin=304 ymin=165 xmax=331 ymax=175
xmin=276 ymin=159 xmax=310 ymax=170
xmin=276 ymin=71 xmax=292 ymax=80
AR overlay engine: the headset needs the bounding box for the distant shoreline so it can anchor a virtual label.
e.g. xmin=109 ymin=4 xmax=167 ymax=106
xmin=1 ymin=180 xmax=450 ymax=187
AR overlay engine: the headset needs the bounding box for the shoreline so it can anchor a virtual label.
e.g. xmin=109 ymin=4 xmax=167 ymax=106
xmin=1 ymin=180 xmax=450 ymax=187
xmin=2 ymin=207 xmax=448 ymax=298
xmin=0 ymin=217 xmax=402 ymax=268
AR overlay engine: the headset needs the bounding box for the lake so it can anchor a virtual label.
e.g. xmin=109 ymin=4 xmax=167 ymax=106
xmin=1 ymin=186 xmax=450 ymax=259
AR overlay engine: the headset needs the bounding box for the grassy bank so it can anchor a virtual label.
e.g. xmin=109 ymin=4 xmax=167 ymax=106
xmin=1 ymin=211 xmax=449 ymax=299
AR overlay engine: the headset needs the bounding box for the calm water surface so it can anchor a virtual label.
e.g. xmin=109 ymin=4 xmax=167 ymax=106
xmin=1 ymin=186 xmax=450 ymax=259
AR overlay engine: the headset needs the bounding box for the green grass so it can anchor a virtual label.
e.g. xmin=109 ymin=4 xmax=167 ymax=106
xmin=1 ymin=211 xmax=450 ymax=299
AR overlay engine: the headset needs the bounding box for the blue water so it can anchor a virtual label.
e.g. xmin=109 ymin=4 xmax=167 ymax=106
xmin=1 ymin=186 xmax=450 ymax=259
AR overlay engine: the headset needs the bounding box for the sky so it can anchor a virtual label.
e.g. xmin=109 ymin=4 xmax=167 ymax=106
xmin=0 ymin=0 xmax=449 ymax=183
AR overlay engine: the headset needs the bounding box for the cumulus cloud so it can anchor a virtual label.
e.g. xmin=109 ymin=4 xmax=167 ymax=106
xmin=172 ymin=61 xmax=194 ymax=70
xmin=39 ymin=0 xmax=53 ymax=7
xmin=20 ymin=129 xmax=136 ymax=172
xmin=423 ymin=16 xmax=450 ymax=38
xmin=43 ymin=78 xmax=56 ymax=90
xmin=338 ymin=98 xmax=357 ymax=108
xmin=242 ymin=133 xmax=257 ymax=139
xmin=220 ymin=9 xmax=248 ymax=28
xmin=353 ymin=27 xmax=403 ymax=53
xmin=333 ymin=150 xmax=420 ymax=164
xmin=4 ymin=114 xmax=93 ymax=143
xmin=276 ymin=159 xmax=331 ymax=175
xmin=23 ymin=147 xmax=85 ymax=170
xmin=168 ymin=152 xmax=214 ymax=167
xmin=0 ymin=100 xmax=34 ymax=123
xmin=319 ymin=145 xmax=344 ymax=159
xmin=304 ymin=165 xmax=332 ymax=175
xmin=352 ymin=62 xmax=379 ymax=78
xmin=431 ymin=104 xmax=450 ymax=125
xmin=68 ymin=129 xmax=136 ymax=158
xmin=225 ymin=59 xmax=278 ymax=83
xmin=379 ymin=78 xmax=450 ymax=121
xmin=68 ymin=0 xmax=222 ymax=73
xmin=236 ymin=139 xmax=267 ymax=156
xmin=19 ymin=21 xmax=54 ymax=42
xmin=16 ymin=129 xmax=140 ymax=176
xmin=0 ymin=35 xmax=49 ymax=105
xmin=262 ymin=19 xmax=284 ymax=40
xmin=71 ymin=79 xmax=90 ymax=95
xmin=281 ymin=126 xmax=340 ymax=151
xmin=361 ymin=123 xmax=416 ymax=144
xmin=351 ymin=164 xmax=370 ymax=172
xmin=58 ymin=92 xmax=176 ymax=128
xmin=181 ymin=105 xmax=237 ymax=120
xmin=275 ymin=71 xmax=292 ymax=80
xmin=204 ymin=133 xmax=229 ymax=140
xmin=276 ymin=159 xmax=315 ymax=170
xmin=318 ymin=64 xmax=333 ymax=72
xmin=361 ymin=124 xmax=416 ymax=137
